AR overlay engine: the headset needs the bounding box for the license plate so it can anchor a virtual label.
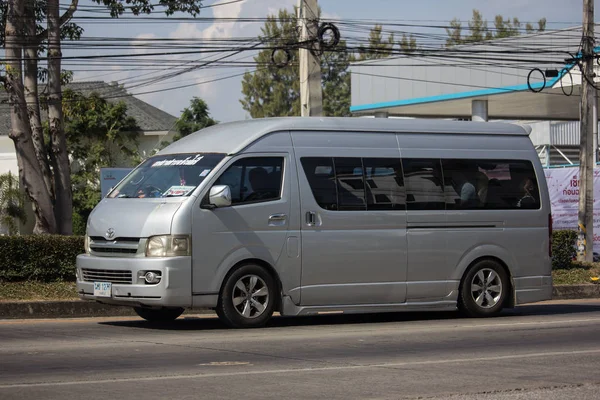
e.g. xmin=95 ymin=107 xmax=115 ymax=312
xmin=93 ymin=282 xmax=112 ymax=297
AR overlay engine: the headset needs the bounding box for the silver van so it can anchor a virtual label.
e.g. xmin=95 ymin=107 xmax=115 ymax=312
xmin=77 ymin=117 xmax=552 ymax=328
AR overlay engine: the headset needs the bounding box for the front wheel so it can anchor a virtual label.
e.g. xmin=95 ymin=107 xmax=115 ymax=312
xmin=133 ymin=307 xmax=184 ymax=322
xmin=459 ymin=260 xmax=509 ymax=317
xmin=216 ymin=264 xmax=276 ymax=328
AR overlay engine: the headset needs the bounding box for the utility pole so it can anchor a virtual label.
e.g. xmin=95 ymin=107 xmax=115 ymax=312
xmin=577 ymin=0 xmax=594 ymax=262
xmin=298 ymin=0 xmax=323 ymax=117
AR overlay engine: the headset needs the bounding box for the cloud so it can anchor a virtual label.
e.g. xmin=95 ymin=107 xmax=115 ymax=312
xmin=150 ymin=0 xmax=296 ymax=121
xmin=74 ymin=0 xmax=299 ymax=122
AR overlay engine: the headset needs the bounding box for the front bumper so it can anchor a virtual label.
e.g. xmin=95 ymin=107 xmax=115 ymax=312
xmin=76 ymin=254 xmax=192 ymax=308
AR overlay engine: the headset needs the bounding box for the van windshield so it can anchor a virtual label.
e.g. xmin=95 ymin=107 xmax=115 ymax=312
xmin=108 ymin=153 xmax=226 ymax=199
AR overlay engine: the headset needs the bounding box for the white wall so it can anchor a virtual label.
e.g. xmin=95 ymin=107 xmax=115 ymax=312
xmin=137 ymin=131 xmax=176 ymax=159
xmin=0 ymin=137 xmax=35 ymax=234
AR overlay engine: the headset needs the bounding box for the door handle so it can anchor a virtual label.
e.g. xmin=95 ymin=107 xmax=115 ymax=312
xmin=268 ymin=213 xmax=287 ymax=226
xmin=305 ymin=211 xmax=316 ymax=226
xmin=269 ymin=213 xmax=287 ymax=221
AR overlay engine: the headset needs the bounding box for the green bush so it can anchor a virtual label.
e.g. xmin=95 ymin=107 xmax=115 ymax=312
xmin=552 ymin=229 xmax=577 ymax=269
xmin=0 ymin=235 xmax=83 ymax=282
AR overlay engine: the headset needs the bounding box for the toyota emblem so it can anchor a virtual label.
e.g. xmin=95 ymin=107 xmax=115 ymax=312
xmin=105 ymin=228 xmax=115 ymax=240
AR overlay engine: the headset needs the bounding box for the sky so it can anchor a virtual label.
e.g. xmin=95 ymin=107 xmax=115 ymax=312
xmin=68 ymin=0 xmax=598 ymax=123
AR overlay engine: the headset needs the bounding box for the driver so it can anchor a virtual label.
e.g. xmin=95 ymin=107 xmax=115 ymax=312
xmin=136 ymin=186 xmax=162 ymax=198
xmin=244 ymin=167 xmax=276 ymax=202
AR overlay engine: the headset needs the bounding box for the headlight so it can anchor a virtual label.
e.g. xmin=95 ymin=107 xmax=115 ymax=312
xmin=84 ymin=236 xmax=91 ymax=255
xmin=145 ymin=235 xmax=191 ymax=257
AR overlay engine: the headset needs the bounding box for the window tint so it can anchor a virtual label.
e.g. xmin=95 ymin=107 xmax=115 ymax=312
xmin=215 ymin=157 xmax=283 ymax=205
xmin=442 ymin=159 xmax=482 ymax=209
xmin=442 ymin=159 xmax=540 ymax=210
xmin=300 ymin=157 xmax=338 ymax=210
xmin=334 ymin=158 xmax=366 ymax=211
xmin=301 ymin=157 xmax=405 ymax=211
xmin=402 ymin=159 xmax=444 ymax=210
xmin=363 ymin=158 xmax=405 ymax=210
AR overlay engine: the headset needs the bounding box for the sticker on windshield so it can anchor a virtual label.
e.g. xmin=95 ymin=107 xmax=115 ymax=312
xmin=200 ymin=169 xmax=211 ymax=177
xmin=152 ymin=155 xmax=204 ymax=167
xmin=162 ymin=186 xmax=196 ymax=197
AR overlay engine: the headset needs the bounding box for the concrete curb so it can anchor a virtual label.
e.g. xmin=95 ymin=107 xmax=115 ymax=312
xmin=552 ymin=284 xmax=600 ymax=300
xmin=0 ymin=301 xmax=212 ymax=320
xmin=0 ymin=285 xmax=599 ymax=320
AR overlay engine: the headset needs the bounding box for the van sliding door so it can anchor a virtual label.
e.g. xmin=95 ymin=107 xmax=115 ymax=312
xmin=292 ymin=130 xmax=408 ymax=307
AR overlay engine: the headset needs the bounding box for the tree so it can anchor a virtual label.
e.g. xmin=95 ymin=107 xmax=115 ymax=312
xmin=526 ymin=18 xmax=547 ymax=34
xmin=174 ymin=97 xmax=218 ymax=140
xmin=446 ymin=18 xmax=463 ymax=47
xmin=240 ymin=8 xmax=352 ymax=118
xmin=399 ymin=33 xmax=417 ymax=53
xmin=61 ymin=89 xmax=141 ymax=235
xmin=240 ymin=9 xmax=300 ymax=118
xmin=1 ymin=0 xmax=205 ymax=234
xmin=493 ymin=15 xmax=520 ymax=39
xmin=538 ymin=18 xmax=547 ymax=32
xmin=0 ymin=172 xmax=27 ymax=235
xmin=322 ymin=41 xmax=352 ymax=117
xmin=446 ymin=9 xmax=546 ymax=46
xmin=465 ymin=9 xmax=492 ymax=43
xmin=358 ymin=24 xmax=395 ymax=60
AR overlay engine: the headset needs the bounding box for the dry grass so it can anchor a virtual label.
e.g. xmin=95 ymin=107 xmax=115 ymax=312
xmin=0 ymin=281 xmax=78 ymax=301
xmin=552 ymin=262 xmax=600 ymax=285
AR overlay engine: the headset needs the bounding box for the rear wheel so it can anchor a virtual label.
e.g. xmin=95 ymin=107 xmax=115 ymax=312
xmin=459 ymin=259 xmax=508 ymax=317
xmin=217 ymin=264 xmax=276 ymax=328
xmin=133 ymin=307 xmax=184 ymax=322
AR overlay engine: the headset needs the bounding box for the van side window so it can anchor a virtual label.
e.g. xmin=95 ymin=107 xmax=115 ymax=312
xmin=334 ymin=158 xmax=367 ymax=211
xmin=363 ymin=158 xmax=405 ymax=210
xmin=301 ymin=157 xmax=405 ymax=211
xmin=442 ymin=159 xmax=540 ymax=210
xmin=215 ymin=157 xmax=284 ymax=205
xmin=442 ymin=159 xmax=482 ymax=209
xmin=402 ymin=159 xmax=445 ymax=210
xmin=300 ymin=157 xmax=338 ymax=210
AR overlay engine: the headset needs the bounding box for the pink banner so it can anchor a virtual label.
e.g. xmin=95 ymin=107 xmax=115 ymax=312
xmin=544 ymin=167 xmax=600 ymax=251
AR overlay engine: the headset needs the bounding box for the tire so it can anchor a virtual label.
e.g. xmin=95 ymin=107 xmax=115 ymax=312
xmin=459 ymin=259 xmax=509 ymax=317
xmin=133 ymin=307 xmax=184 ymax=322
xmin=216 ymin=264 xmax=276 ymax=328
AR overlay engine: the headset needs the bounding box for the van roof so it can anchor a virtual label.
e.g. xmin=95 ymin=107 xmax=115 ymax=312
xmin=159 ymin=117 xmax=530 ymax=156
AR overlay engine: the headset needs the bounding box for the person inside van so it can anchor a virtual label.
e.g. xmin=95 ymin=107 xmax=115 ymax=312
xmin=516 ymin=177 xmax=538 ymax=209
xmin=244 ymin=167 xmax=278 ymax=202
xmin=452 ymin=167 xmax=479 ymax=208
xmin=475 ymin=171 xmax=489 ymax=206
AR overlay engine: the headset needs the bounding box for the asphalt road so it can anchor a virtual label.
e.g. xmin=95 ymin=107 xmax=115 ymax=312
xmin=1 ymin=300 xmax=600 ymax=400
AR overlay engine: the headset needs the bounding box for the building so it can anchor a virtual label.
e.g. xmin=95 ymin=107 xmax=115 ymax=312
xmin=349 ymin=25 xmax=599 ymax=167
xmin=0 ymin=81 xmax=177 ymax=176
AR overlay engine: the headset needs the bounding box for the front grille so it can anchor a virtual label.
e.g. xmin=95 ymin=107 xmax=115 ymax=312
xmin=90 ymin=247 xmax=137 ymax=255
xmin=90 ymin=237 xmax=139 ymax=244
xmin=82 ymin=268 xmax=133 ymax=284
xmin=89 ymin=237 xmax=140 ymax=257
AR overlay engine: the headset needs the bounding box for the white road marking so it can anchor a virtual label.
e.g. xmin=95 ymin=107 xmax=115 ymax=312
xmin=196 ymin=361 xmax=251 ymax=366
xmin=2 ymin=348 xmax=600 ymax=389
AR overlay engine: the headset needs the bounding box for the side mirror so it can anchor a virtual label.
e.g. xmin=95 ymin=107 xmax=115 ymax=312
xmin=208 ymin=185 xmax=232 ymax=208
